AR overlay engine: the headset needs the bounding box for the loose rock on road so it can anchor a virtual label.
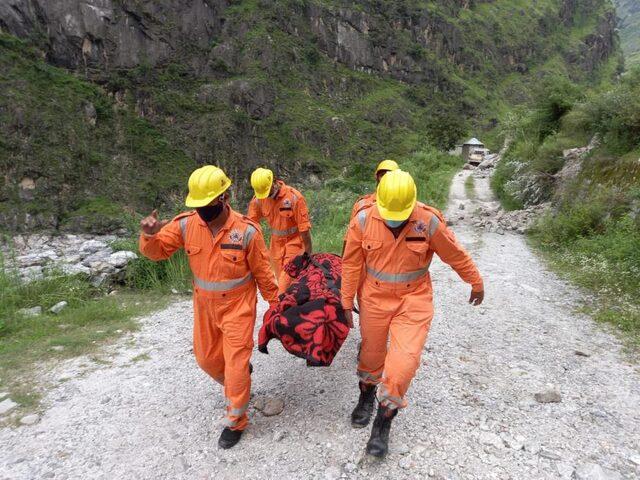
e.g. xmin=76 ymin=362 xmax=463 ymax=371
xmin=1 ymin=170 xmax=639 ymax=479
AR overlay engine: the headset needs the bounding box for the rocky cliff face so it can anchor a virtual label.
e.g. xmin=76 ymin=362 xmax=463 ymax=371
xmin=0 ymin=0 xmax=226 ymax=70
xmin=0 ymin=0 xmax=622 ymax=233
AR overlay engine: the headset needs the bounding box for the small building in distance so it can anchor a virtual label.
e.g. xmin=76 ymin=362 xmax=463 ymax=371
xmin=462 ymin=138 xmax=488 ymax=165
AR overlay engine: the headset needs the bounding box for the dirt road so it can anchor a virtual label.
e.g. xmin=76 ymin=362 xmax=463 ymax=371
xmin=2 ymin=170 xmax=639 ymax=479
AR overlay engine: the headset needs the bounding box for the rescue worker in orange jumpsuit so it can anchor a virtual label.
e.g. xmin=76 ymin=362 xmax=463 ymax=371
xmin=247 ymin=168 xmax=312 ymax=294
xmin=346 ymin=160 xmax=400 ymax=360
xmin=341 ymin=170 xmax=484 ymax=458
xmin=139 ymin=166 xmax=279 ymax=450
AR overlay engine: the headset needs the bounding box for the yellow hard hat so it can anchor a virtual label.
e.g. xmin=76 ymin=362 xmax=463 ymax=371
xmin=185 ymin=165 xmax=232 ymax=207
xmin=376 ymin=170 xmax=417 ymax=221
xmin=251 ymin=168 xmax=274 ymax=200
xmin=375 ymin=159 xmax=399 ymax=175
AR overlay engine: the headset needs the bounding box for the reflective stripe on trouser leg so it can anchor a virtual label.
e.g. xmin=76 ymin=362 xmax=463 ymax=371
xmin=221 ymin=402 xmax=249 ymax=428
xmin=377 ymin=383 xmax=406 ymax=410
xmin=219 ymin=286 xmax=258 ymax=431
xmin=357 ymin=370 xmax=382 ymax=384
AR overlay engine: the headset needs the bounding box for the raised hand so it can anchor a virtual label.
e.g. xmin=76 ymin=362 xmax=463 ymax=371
xmin=140 ymin=209 xmax=169 ymax=236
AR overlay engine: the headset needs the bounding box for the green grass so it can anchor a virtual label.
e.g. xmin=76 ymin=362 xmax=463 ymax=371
xmin=307 ymin=147 xmax=464 ymax=253
xmin=111 ymin=237 xmax=192 ymax=292
xmin=0 ymin=254 xmax=170 ymax=416
xmin=464 ymin=174 xmax=476 ymax=199
xmin=531 ymin=214 xmax=640 ymax=346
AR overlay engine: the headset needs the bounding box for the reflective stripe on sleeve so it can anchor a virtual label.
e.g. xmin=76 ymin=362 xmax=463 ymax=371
xmin=243 ymin=225 xmax=257 ymax=249
xmin=179 ymin=217 xmax=188 ymax=239
xmin=357 ymin=209 xmax=367 ymax=231
xmin=428 ymin=215 xmax=440 ymax=236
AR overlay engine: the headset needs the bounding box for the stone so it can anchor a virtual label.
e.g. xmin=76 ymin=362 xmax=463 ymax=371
xmin=478 ymin=432 xmax=504 ymax=449
xmin=500 ymin=433 xmax=523 ymax=450
xmin=50 ymin=346 xmax=65 ymax=352
xmin=392 ymin=443 xmax=410 ymax=455
xmin=61 ymin=263 xmax=91 ymax=276
xmin=16 ymin=250 xmax=58 ymax=267
xmin=0 ymin=392 xmax=8 ymax=400
xmin=398 ymin=456 xmax=414 ymax=469
xmin=459 ymin=203 xmax=465 ymax=210
xmin=171 ymin=289 xmax=179 ymax=295
xmin=629 ymin=454 xmax=640 ymax=466
xmin=0 ymin=398 xmax=18 ymax=415
xmin=273 ymin=430 xmax=286 ymax=442
xmin=80 ymin=240 xmax=108 ymax=254
xmin=82 ymin=251 xmax=111 ymax=267
xmin=539 ymin=449 xmax=562 ymax=461
xmin=108 ymin=250 xmax=137 ymax=268
xmin=324 ymin=466 xmax=341 ymax=480
xmin=574 ymin=350 xmax=591 ymax=357
xmin=574 ymin=463 xmax=622 ymax=480
xmin=556 ymin=462 xmax=575 ymax=479
xmin=534 ymin=390 xmax=562 ymax=403
xmin=18 ymin=306 xmax=42 ymax=317
xmin=254 ymin=396 xmax=285 ymax=416
xmin=19 ymin=414 xmax=39 ymax=425
xmin=90 ymin=274 xmax=110 ymax=287
xmin=524 ymin=441 xmax=541 ymax=455
xmin=50 ymin=301 xmax=68 ymax=314
xmin=20 ymin=266 xmax=44 ymax=281
xmin=344 ymin=462 xmax=357 ymax=473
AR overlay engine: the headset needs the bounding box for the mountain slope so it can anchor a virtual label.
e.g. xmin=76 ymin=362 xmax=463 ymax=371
xmin=615 ymin=0 xmax=640 ymax=65
xmin=0 ymin=0 xmax=622 ymax=232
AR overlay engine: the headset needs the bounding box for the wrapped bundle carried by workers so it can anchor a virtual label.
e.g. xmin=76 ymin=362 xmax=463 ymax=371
xmin=258 ymin=253 xmax=350 ymax=366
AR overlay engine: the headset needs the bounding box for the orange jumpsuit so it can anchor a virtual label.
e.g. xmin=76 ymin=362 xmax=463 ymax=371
xmin=247 ymin=180 xmax=311 ymax=293
xmin=349 ymin=192 xmax=376 ymax=221
xmin=341 ymin=203 xmax=483 ymax=409
xmin=139 ymin=208 xmax=278 ymax=430
xmin=346 ymin=192 xmax=377 ymax=302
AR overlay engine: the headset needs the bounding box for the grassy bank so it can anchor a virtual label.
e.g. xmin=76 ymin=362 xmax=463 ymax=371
xmin=493 ymin=69 xmax=640 ymax=346
xmin=0 ymin=255 xmax=170 ymax=417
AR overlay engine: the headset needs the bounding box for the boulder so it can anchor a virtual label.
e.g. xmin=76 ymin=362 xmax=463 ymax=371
xmin=108 ymin=251 xmax=137 ymax=268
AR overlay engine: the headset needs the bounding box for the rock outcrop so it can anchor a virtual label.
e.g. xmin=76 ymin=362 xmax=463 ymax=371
xmin=2 ymin=233 xmax=137 ymax=286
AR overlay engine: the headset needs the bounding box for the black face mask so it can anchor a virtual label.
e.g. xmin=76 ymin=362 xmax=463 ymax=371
xmin=196 ymin=202 xmax=224 ymax=222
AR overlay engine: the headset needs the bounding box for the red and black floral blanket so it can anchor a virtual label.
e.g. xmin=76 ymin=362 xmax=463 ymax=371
xmin=258 ymin=253 xmax=350 ymax=366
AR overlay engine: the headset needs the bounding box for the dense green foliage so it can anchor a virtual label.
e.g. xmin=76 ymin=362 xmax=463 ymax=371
xmin=493 ymin=68 xmax=640 ymax=343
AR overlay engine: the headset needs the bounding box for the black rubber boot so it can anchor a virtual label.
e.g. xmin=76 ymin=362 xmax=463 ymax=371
xmin=366 ymin=404 xmax=398 ymax=458
xmin=218 ymin=427 xmax=243 ymax=449
xmin=351 ymin=382 xmax=376 ymax=428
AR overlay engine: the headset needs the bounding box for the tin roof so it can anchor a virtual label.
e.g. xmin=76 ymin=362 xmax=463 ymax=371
xmin=464 ymin=138 xmax=484 ymax=146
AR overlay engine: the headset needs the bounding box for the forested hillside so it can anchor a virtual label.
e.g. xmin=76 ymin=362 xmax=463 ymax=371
xmin=0 ymin=0 xmax=621 ymax=233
